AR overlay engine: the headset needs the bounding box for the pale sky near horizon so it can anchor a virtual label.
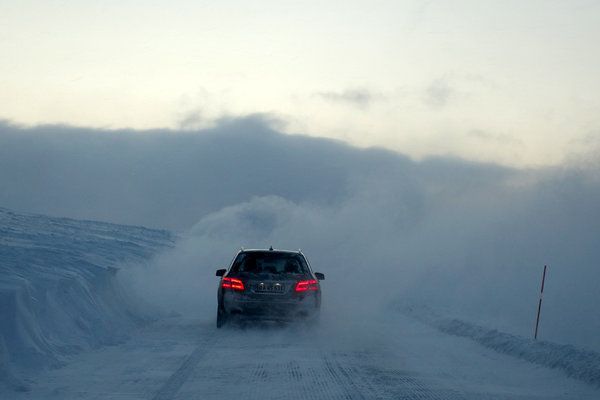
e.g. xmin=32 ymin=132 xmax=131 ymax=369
xmin=2 ymin=0 xmax=599 ymax=167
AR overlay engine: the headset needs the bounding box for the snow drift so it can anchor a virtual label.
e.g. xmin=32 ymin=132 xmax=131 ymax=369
xmin=434 ymin=318 xmax=600 ymax=386
xmin=0 ymin=208 xmax=173 ymax=390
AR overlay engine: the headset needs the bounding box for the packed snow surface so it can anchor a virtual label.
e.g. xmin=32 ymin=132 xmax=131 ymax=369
xmin=3 ymin=316 xmax=600 ymax=399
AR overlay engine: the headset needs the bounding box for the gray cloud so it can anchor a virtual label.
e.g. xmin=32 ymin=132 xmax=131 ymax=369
xmin=0 ymin=116 xmax=410 ymax=230
xmin=570 ymin=131 xmax=600 ymax=148
xmin=178 ymin=110 xmax=204 ymax=130
xmin=468 ymin=129 xmax=522 ymax=145
xmin=316 ymin=88 xmax=383 ymax=109
xmin=423 ymin=74 xmax=495 ymax=109
xmin=424 ymin=78 xmax=454 ymax=108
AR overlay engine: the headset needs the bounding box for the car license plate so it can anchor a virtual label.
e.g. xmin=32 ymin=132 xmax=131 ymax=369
xmin=255 ymin=283 xmax=284 ymax=293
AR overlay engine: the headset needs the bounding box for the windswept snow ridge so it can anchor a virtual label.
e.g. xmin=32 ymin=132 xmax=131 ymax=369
xmin=433 ymin=318 xmax=600 ymax=387
xmin=0 ymin=207 xmax=174 ymax=391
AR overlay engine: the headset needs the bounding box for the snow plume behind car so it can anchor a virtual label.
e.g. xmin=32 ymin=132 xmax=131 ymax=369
xmin=2 ymin=119 xmax=600 ymax=353
xmin=128 ymin=163 xmax=600 ymax=353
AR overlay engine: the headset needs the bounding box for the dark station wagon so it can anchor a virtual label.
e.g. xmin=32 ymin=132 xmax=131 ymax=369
xmin=215 ymin=248 xmax=325 ymax=328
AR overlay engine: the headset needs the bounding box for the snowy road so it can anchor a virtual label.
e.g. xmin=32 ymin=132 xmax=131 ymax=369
xmin=8 ymin=313 xmax=599 ymax=400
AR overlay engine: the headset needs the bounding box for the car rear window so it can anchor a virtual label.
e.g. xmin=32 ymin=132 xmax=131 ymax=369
xmin=231 ymin=252 xmax=308 ymax=274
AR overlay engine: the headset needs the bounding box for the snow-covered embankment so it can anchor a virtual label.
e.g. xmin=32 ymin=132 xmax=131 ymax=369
xmin=401 ymin=306 xmax=600 ymax=387
xmin=0 ymin=208 xmax=173 ymax=391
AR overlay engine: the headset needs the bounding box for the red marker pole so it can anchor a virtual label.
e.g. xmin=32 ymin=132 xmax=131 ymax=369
xmin=534 ymin=265 xmax=547 ymax=340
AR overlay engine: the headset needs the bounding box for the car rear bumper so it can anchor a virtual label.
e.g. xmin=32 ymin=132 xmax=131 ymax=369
xmin=223 ymin=294 xmax=320 ymax=321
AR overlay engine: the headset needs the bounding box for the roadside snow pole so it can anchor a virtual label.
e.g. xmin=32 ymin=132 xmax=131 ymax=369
xmin=534 ymin=265 xmax=547 ymax=340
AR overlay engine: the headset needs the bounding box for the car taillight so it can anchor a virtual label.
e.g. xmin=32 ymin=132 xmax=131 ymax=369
xmin=296 ymin=280 xmax=318 ymax=291
xmin=222 ymin=277 xmax=244 ymax=290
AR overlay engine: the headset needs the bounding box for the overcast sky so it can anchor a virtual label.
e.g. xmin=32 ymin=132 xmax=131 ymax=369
xmin=2 ymin=0 xmax=599 ymax=167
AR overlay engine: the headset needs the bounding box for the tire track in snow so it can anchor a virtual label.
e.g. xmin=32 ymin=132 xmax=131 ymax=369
xmin=359 ymin=365 xmax=463 ymax=400
xmin=322 ymin=355 xmax=378 ymax=399
xmin=152 ymin=324 xmax=465 ymax=400
xmin=151 ymin=332 xmax=216 ymax=400
xmin=323 ymin=351 xmax=466 ymax=400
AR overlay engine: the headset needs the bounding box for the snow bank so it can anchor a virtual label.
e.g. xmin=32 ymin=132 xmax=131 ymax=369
xmin=0 ymin=208 xmax=173 ymax=391
xmin=417 ymin=314 xmax=600 ymax=387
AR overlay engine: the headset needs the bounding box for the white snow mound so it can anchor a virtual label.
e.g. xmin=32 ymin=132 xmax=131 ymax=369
xmin=0 ymin=208 xmax=173 ymax=391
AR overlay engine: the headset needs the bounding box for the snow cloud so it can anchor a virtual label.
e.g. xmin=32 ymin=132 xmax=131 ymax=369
xmin=2 ymin=118 xmax=600 ymax=350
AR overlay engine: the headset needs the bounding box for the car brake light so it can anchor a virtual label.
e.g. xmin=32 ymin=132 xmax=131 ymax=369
xmin=222 ymin=277 xmax=244 ymax=290
xmin=296 ymin=280 xmax=318 ymax=291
